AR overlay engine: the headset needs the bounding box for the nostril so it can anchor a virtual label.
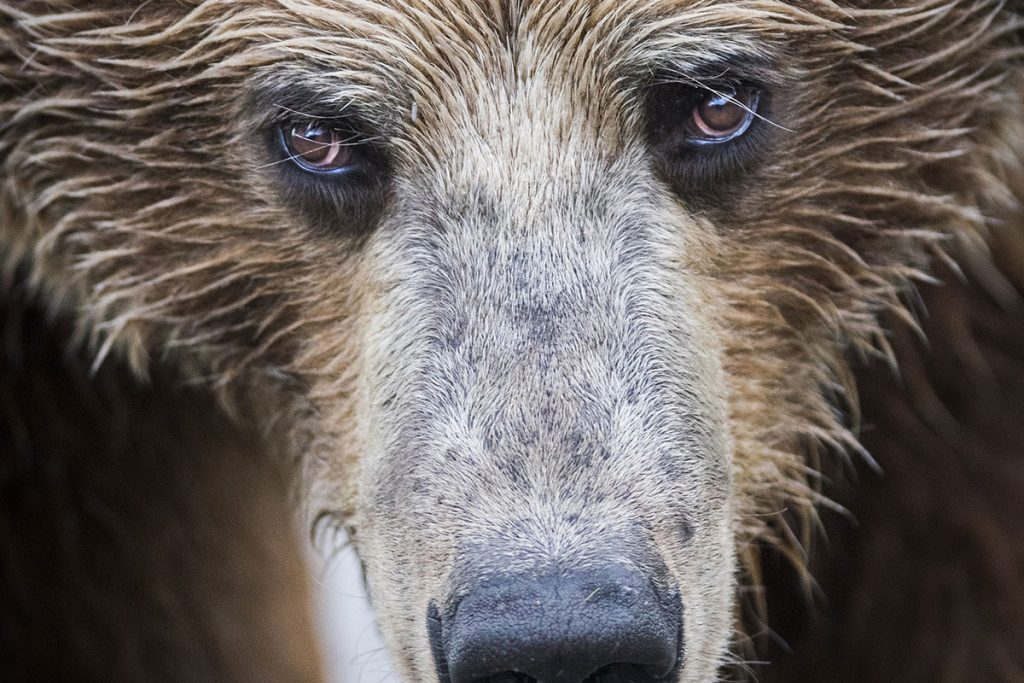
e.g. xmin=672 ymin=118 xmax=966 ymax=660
xmin=430 ymin=565 xmax=682 ymax=683
xmin=474 ymin=667 xmax=653 ymax=683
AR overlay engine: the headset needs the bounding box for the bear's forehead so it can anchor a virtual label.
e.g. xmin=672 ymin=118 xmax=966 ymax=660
xmin=255 ymin=0 xmax=823 ymax=85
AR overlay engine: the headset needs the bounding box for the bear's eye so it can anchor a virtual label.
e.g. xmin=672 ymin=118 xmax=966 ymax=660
xmin=646 ymin=77 xmax=772 ymax=197
xmin=261 ymin=111 xmax=389 ymax=234
xmin=281 ymin=124 xmax=357 ymax=173
xmin=686 ymin=88 xmax=760 ymax=144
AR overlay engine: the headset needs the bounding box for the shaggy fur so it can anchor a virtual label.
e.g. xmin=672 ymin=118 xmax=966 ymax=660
xmin=756 ymin=134 xmax=1024 ymax=682
xmin=759 ymin=257 xmax=1024 ymax=682
xmin=1 ymin=1 xmax=1022 ymax=681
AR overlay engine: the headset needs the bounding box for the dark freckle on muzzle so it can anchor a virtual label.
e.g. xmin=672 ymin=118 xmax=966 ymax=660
xmin=428 ymin=564 xmax=683 ymax=683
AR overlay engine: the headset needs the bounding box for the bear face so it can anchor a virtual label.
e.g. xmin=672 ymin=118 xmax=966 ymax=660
xmin=1 ymin=1 xmax=1021 ymax=681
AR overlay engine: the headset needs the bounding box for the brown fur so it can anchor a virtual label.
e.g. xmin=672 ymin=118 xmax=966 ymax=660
xmin=801 ymin=274 xmax=1024 ymax=682
xmin=1 ymin=1 xmax=1023 ymax=681
xmin=0 ymin=275 xmax=324 ymax=682
xmin=754 ymin=140 xmax=1024 ymax=683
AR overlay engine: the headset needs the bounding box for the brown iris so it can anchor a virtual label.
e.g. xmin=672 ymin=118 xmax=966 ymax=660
xmin=284 ymin=124 xmax=354 ymax=172
xmin=689 ymin=88 xmax=759 ymax=142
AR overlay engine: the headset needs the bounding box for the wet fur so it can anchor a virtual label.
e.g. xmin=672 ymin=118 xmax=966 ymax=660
xmin=1 ymin=1 xmax=1023 ymax=681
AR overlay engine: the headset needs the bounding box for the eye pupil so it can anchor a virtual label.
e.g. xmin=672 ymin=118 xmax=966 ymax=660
xmin=286 ymin=125 xmax=352 ymax=171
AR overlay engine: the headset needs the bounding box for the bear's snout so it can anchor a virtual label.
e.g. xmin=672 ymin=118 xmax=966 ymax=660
xmin=428 ymin=564 xmax=682 ymax=683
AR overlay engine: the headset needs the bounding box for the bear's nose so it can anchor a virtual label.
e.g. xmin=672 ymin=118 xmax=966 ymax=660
xmin=428 ymin=564 xmax=681 ymax=683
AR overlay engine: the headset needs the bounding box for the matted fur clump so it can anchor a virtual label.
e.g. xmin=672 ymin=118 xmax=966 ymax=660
xmin=1 ymin=1 xmax=1022 ymax=681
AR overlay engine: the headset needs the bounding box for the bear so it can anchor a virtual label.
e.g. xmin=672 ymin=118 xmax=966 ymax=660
xmin=1 ymin=1 xmax=1022 ymax=682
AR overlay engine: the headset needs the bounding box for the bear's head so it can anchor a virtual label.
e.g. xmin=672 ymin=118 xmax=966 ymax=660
xmin=2 ymin=1 xmax=1020 ymax=681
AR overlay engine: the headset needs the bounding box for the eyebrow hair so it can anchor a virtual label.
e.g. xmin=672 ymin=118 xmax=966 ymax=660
xmin=244 ymin=77 xmax=398 ymax=134
xmin=628 ymin=48 xmax=780 ymax=88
